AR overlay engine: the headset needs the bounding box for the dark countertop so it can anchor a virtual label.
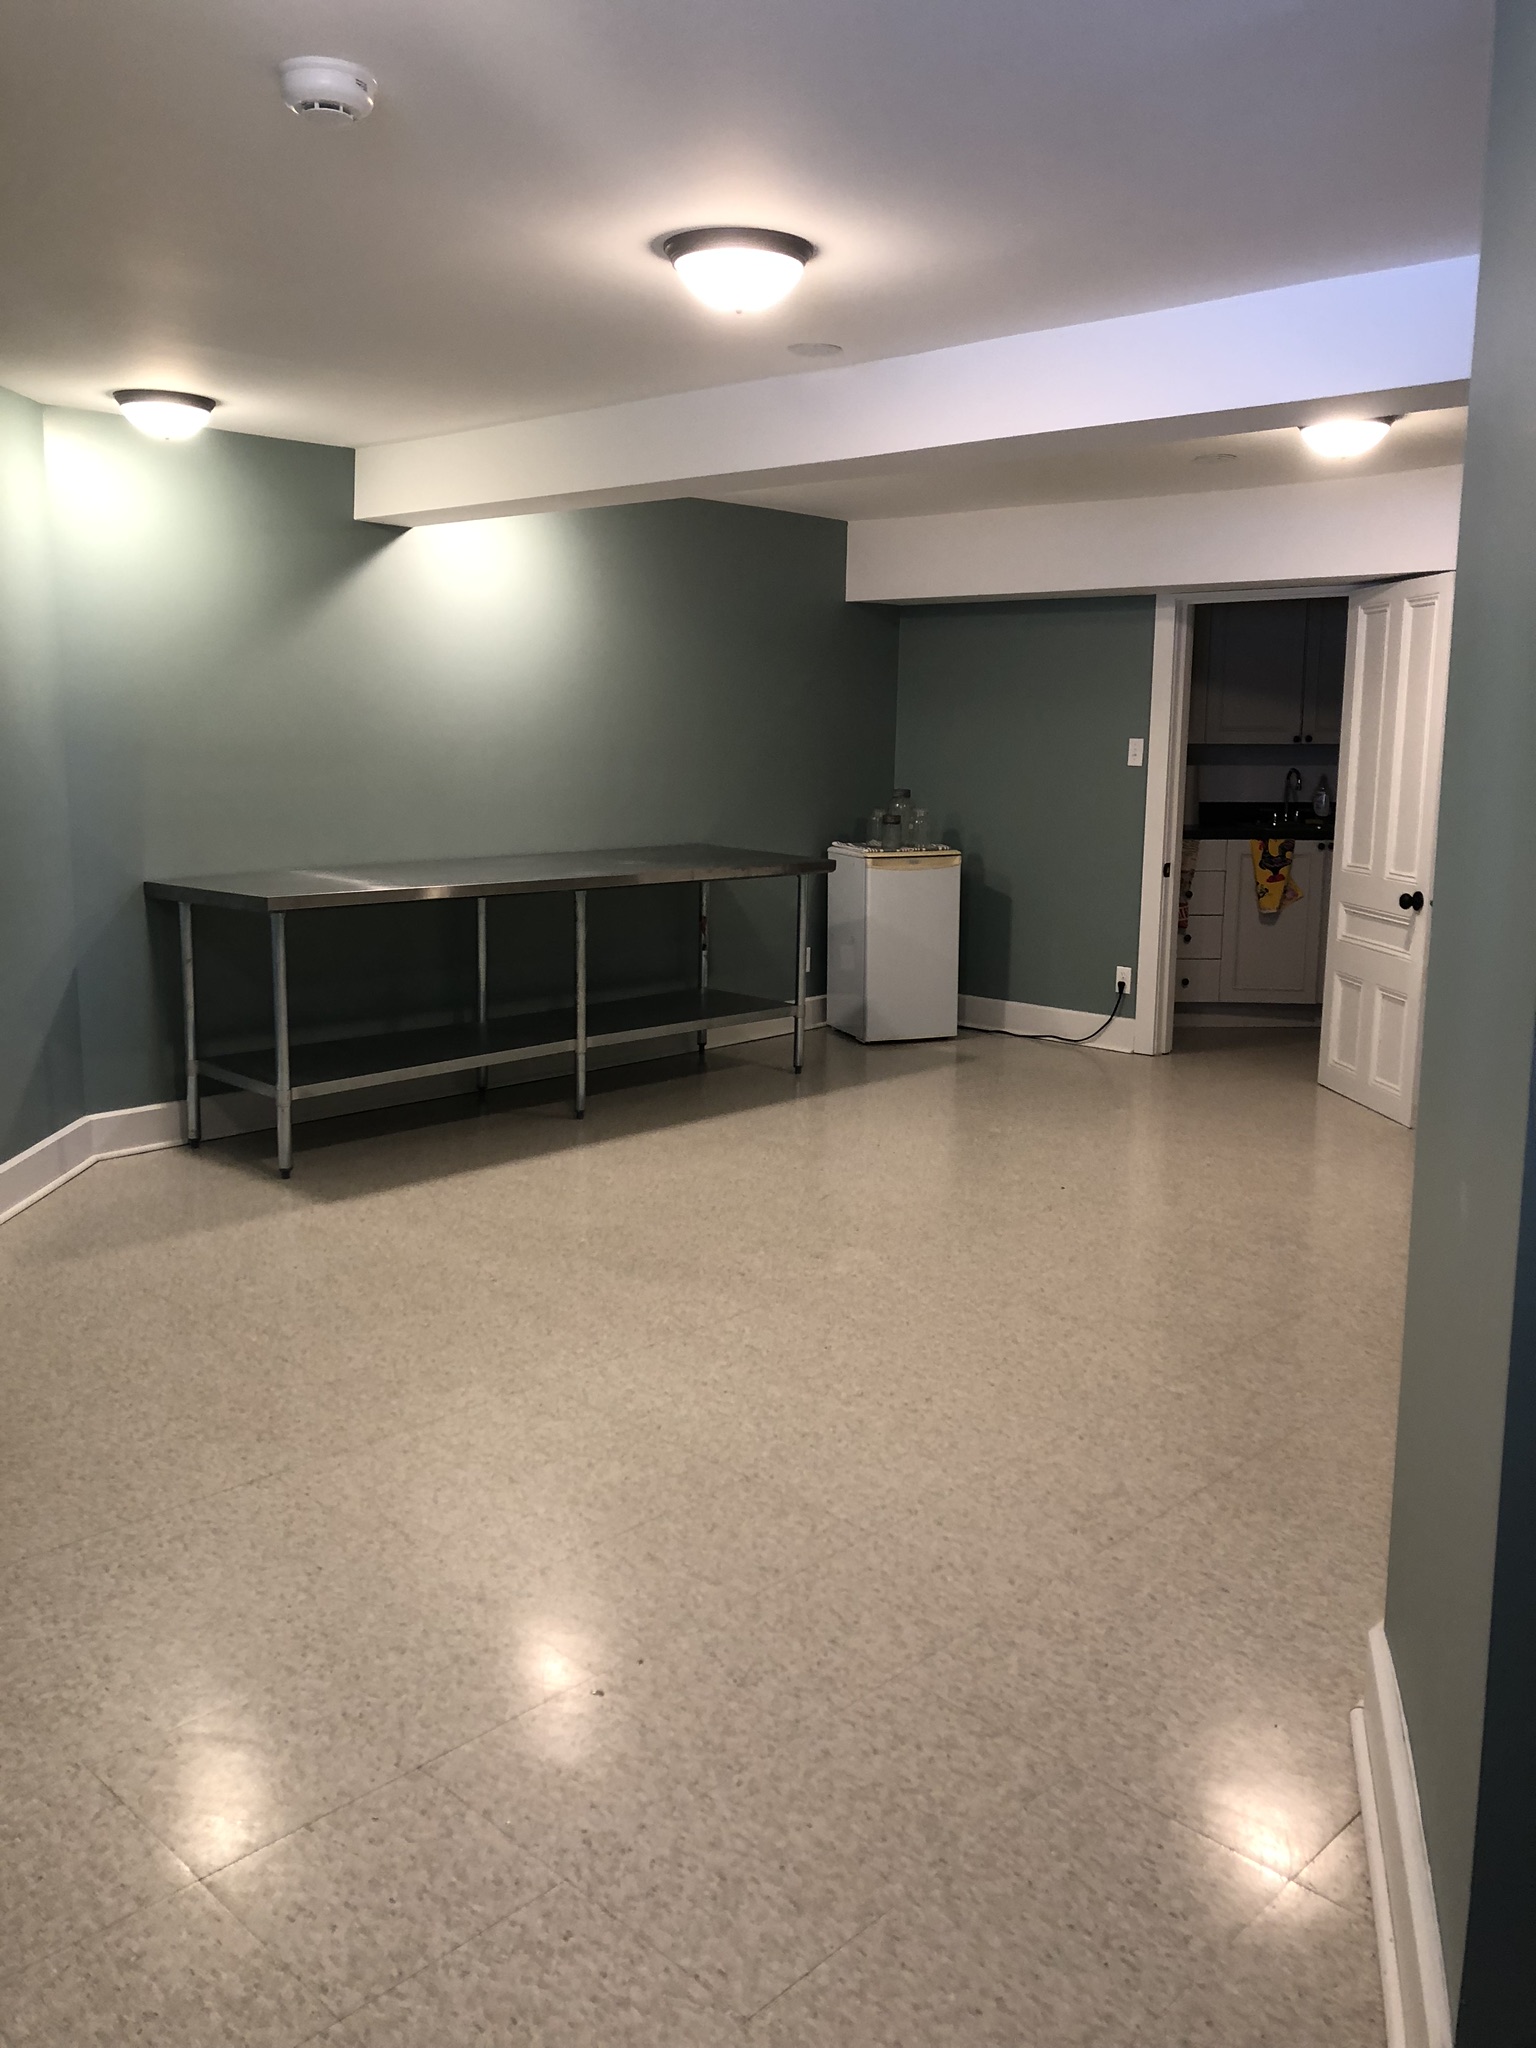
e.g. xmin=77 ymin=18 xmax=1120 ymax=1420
xmin=145 ymin=844 xmax=833 ymax=913
xmin=1187 ymin=805 xmax=1335 ymax=841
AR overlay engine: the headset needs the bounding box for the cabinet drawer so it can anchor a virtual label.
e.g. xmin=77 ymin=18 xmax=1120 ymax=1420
xmin=1184 ymin=868 xmax=1225 ymax=915
xmin=1175 ymin=958 xmax=1222 ymax=1002
xmin=1178 ymin=915 xmax=1224 ymax=961
xmin=1191 ymin=838 xmax=1228 ymax=872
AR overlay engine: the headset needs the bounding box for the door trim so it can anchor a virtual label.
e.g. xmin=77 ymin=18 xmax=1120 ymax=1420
xmin=1137 ymin=580 xmax=1435 ymax=1056
xmin=1133 ymin=597 xmax=1185 ymax=1054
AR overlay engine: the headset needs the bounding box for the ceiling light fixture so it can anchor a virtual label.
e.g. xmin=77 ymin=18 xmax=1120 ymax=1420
xmin=111 ymin=390 xmax=218 ymax=440
xmin=1298 ymin=416 xmax=1395 ymax=459
xmin=788 ymin=341 xmax=842 ymax=358
xmin=279 ymin=56 xmax=376 ymax=123
xmin=661 ymin=227 xmax=815 ymax=314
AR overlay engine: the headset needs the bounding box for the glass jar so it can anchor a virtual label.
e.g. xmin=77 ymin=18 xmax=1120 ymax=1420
xmin=867 ymin=809 xmax=886 ymax=847
xmin=880 ymin=811 xmax=903 ymax=852
xmin=908 ymin=807 xmax=929 ymax=849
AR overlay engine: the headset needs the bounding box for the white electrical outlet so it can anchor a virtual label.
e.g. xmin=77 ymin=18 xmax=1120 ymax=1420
xmin=1126 ymin=737 xmax=1145 ymax=767
xmin=1116 ymin=965 xmax=1133 ymax=993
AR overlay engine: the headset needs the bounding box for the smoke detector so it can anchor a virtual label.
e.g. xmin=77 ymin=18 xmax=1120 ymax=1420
xmin=279 ymin=56 xmax=376 ymax=123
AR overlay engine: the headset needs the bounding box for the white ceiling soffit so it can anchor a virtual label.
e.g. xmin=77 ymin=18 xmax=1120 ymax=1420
xmin=0 ymin=0 xmax=1491 ymax=449
xmin=720 ymin=407 xmax=1467 ymax=523
xmin=354 ymin=260 xmax=1476 ymax=524
xmin=844 ymin=466 xmax=1465 ymax=603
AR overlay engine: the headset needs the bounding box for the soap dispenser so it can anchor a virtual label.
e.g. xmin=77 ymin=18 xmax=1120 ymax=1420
xmin=1312 ymin=773 xmax=1333 ymax=820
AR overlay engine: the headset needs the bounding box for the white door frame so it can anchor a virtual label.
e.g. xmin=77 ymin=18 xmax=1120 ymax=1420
xmin=1134 ymin=582 xmax=1379 ymax=1056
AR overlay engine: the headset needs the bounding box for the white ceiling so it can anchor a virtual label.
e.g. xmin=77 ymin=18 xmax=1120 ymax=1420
xmin=0 ymin=0 xmax=1492 ymax=451
xmin=716 ymin=407 xmax=1469 ymax=523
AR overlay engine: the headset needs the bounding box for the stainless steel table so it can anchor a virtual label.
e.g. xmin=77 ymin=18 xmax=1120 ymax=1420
xmin=145 ymin=845 xmax=831 ymax=1177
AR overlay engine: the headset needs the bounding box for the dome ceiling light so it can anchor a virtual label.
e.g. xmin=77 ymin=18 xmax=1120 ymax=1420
xmin=660 ymin=227 xmax=816 ymax=314
xmin=111 ymin=390 xmax=218 ymax=440
xmin=1298 ymin=416 xmax=1396 ymax=459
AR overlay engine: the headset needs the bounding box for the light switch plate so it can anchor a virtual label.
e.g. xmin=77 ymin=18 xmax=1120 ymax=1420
xmin=1127 ymin=737 xmax=1145 ymax=767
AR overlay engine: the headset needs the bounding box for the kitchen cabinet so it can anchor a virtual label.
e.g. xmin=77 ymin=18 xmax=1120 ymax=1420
xmin=1219 ymin=840 xmax=1328 ymax=1001
xmin=1188 ymin=597 xmax=1347 ymax=745
xmin=1300 ymin=597 xmax=1347 ymax=745
xmin=1174 ymin=839 xmax=1330 ymax=1005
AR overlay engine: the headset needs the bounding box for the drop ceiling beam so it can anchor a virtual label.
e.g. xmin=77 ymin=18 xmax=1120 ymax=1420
xmin=845 ymin=465 xmax=1465 ymax=603
xmin=353 ymin=258 xmax=1476 ymax=527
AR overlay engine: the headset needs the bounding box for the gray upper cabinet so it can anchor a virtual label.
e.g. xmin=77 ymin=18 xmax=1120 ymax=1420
xmin=1189 ymin=597 xmax=1346 ymax=745
xmin=1300 ymin=596 xmax=1347 ymax=745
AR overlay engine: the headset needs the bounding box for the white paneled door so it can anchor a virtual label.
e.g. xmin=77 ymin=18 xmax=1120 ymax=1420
xmin=1319 ymin=573 xmax=1454 ymax=1125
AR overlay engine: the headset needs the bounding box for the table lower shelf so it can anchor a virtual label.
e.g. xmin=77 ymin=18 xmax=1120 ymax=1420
xmin=197 ymin=987 xmax=794 ymax=1101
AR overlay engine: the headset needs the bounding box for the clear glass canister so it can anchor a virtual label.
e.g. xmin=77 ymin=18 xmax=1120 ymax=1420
xmin=880 ymin=811 xmax=903 ymax=852
xmin=908 ymin=807 xmax=929 ymax=849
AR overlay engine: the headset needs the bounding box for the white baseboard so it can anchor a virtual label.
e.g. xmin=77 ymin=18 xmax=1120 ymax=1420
xmin=0 ymin=1002 xmax=828 ymax=1226
xmin=959 ymin=992 xmax=1138 ymax=1054
xmin=1356 ymin=1624 xmax=1453 ymax=2048
xmin=0 ymin=1100 xmax=185 ymax=1226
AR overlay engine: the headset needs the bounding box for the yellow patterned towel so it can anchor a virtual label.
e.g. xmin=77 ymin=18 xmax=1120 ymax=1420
xmin=1250 ymin=838 xmax=1303 ymax=915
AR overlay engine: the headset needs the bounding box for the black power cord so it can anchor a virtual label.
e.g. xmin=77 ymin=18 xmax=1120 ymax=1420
xmin=1016 ymin=981 xmax=1127 ymax=1046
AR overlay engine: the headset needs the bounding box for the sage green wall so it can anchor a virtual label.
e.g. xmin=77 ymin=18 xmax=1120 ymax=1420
xmin=1384 ymin=2 xmax=1536 ymax=2027
xmin=5 ymin=403 xmax=897 ymax=1152
xmin=893 ymin=598 xmax=1155 ymax=1017
xmin=0 ymin=390 xmax=82 ymax=1160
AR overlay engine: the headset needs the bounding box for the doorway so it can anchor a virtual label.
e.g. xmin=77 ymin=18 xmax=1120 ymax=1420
xmin=1138 ymin=576 xmax=1455 ymax=1127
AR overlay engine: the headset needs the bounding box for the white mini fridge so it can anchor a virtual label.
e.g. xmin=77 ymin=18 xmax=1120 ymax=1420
xmin=826 ymin=843 xmax=961 ymax=1042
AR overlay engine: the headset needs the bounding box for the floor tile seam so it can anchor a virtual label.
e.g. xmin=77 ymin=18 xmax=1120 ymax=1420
xmin=1090 ymin=1776 xmax=1306 ymax=1907
xmin=1086 ymin=1762 xmax=1335 ymax=1883
xmin=0 ymin=1413 xmax=486 ymax=1593
xmin=221 ymin=1859 xmax=572 ymax=2030
xmin=402 ymin=1487 xmax=765 ymax=1580
xmin=1044 ymin=1415 xmax=1311 ymax=1592
xmin=548 ymin=1873 xmax=757 ymax=2027
xmin=189 ymin=1875 xmax=366 ymax=2030
xmin=62 ymin=1761 xmax=207 ymax=1890
xmin=0 ymin=1450 xmax=310 ymax=1584
xmin=1303 ymin=1807 xmax=1365 ymax=1860
xmin=608 ymin=1518 xmax=875 ymax=1612
xmin=417 ymin=1753 xmax=614 ymax=1887
xmin=736 ymin=1902 xmax=895 ymax=2027
xmin=801 ymin=1616 xmax=1008 ymax=1725
xmin=0 ymin=1855 xmax=205 ymax=1994
xmin=874 ymin=1772 xmax=1288 ymax=1960
xmin=1291 ymin=1871 xmax=1375 ymax=1920
xmin=116 ymin=1746 xmax=445 ymax=1887
xmin=0 ymin=1873 xmax=325 ymax=2029
xmin=692 ymin=1524 xmax=979 ymax=1645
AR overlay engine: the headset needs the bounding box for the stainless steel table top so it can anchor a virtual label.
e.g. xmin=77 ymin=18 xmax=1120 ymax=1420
xmin=145 ymin=843 xmax=833 ymax=912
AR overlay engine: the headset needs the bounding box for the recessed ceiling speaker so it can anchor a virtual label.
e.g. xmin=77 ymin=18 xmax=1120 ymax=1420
xmin=279 ymin=56 xmax=376 ymax=123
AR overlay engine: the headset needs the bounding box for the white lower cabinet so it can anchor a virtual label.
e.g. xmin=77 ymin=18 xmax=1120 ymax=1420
xmin=1175 ymin=839 xmax=1330 ymax=1005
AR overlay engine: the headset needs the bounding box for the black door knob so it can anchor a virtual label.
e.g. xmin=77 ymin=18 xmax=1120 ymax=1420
xmin=1399 ymin=890 xmax=1425 ymax=912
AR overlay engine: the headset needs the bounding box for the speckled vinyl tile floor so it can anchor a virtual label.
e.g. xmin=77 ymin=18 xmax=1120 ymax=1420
xmin=0 ymin=1025 xmax=1404 ymax=2044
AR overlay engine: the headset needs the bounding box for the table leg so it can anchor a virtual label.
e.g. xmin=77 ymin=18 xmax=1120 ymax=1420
xmin=574 ymin=889 xmax=587 ymax=1119
xmin=697 ymin=879 xmax=710 ymax=1062
xmin=476 ymin=895 xmax=488 ymax=1097
xmin=271 ymin=911 xmax=293 ymax=1177
xmin=793 ymin=872 xmax=808 ymax=1074
xmin=178 ymin=901 xmax=200 ymax=1146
